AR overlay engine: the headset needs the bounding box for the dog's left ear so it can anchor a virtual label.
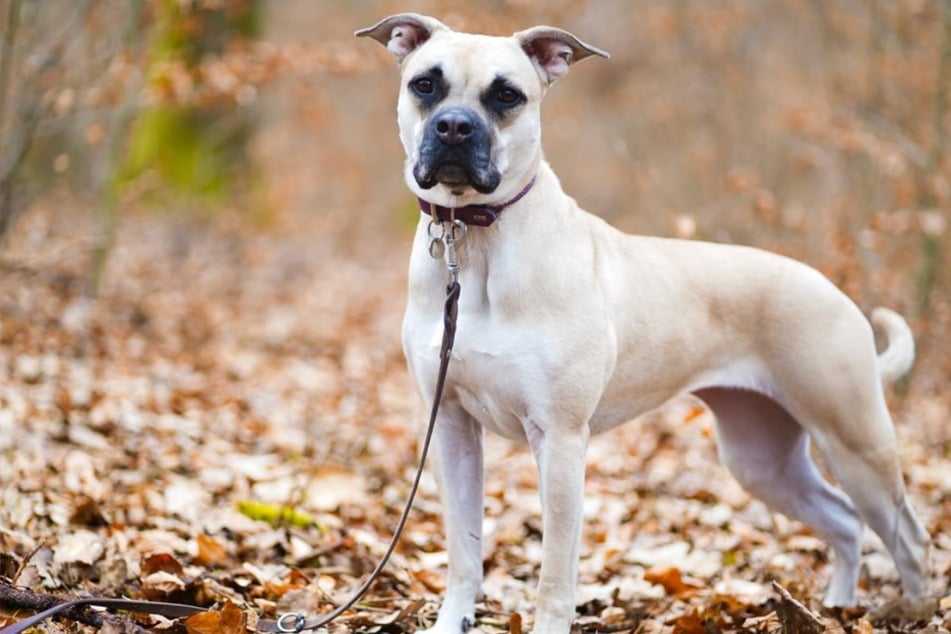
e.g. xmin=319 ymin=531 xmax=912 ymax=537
xmin=355 ymin=13 xmax=449 ymax=63
xmin=515 ymin=26 xmax=609 ymax=84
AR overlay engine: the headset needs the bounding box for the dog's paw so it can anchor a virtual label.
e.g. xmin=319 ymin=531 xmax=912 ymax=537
xmin=418 ymin=615 xmax=478 ymax=634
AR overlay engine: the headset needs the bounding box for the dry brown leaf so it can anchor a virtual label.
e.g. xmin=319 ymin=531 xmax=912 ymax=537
xmin=509 ymin=612 xmax=522 ymax=634
xmin=707 ymin=592 xmax=750 ymax=613
xmin=670 ymin=610 xmax=706 ymax=634
xmin=69 ymin=495 xmax=107 ymax=526
xmin=52 ymin=530 xmax=105 ymax=566
xmin=742 ymin=612 xmax=780 ymax=630
xmin=142 ymin=570 xmax=186 ymax=596
xmin=141 ymin=552 xmax=185 ymax=577
xmin=369 ymin=599 xmax=426 ymax=626
xmin=853 ymin=619 xmax=874 ymax=634
xmin=644 ymin=566 xmax=700 ymax=597
xmin=263 ymin=569 xmax=309 ymax=598
xmin=411 ymin=568 xmax=446 ymax=593
xmin=195 ymin=533 xmax=228 ymax=567
xmin=184 ymin=601 xmax=245 ymax=634
xmin=772 ymin=581 xmax=823 ymax=634
xmin=868 ymin=595 xmax=939 ymax=622
xmin=305 ymin=466 xmax=367 ymax=511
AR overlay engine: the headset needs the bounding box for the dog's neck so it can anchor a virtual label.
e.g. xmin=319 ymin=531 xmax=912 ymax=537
xmin=417 ymin=174 xmax=538 ymax=227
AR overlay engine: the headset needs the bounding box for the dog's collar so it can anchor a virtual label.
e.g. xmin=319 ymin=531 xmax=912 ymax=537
xmin=417 ymin=175 xmax=537 ymax=227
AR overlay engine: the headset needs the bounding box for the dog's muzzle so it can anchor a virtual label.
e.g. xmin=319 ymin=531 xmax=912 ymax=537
xmin=414 ymin=107 xmax=501 ymax=194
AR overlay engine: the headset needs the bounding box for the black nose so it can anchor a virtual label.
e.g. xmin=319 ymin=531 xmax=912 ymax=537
xmin=434 ymin=108 xmax=476 ymax=145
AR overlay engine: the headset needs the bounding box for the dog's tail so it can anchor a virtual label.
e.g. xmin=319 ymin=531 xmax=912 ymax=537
xmin=871 ymin=307 xmax=915 ymax=384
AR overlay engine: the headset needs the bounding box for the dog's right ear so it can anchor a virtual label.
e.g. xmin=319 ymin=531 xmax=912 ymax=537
xmin=355 ymin=13 xmax=449 ymax=63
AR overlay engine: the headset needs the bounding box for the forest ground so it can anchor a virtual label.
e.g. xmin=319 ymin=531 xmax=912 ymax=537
xmin=1 ymin=200 xmax=950 ymax=634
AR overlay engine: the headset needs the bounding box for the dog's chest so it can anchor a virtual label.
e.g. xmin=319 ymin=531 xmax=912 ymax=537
xmin=448 ymin=334 xmax=539 ymax=440
xmin=422 ymin=313 xmax=542 ymax=440
xmin=404 ymin=268 xmax=545 ymax=441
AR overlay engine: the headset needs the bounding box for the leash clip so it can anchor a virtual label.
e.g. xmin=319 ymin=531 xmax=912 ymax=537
xmin=428 ymin=216 xmax=466 ymax=286
xmin=442 ymin=218 xmax=466 ymax=287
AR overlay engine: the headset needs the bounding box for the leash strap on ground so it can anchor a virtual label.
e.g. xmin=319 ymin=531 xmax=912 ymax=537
xmin=0 ymin=282 xmax=462 ymax=634
xmin=0 ymin=597 xmax=206 ymax=634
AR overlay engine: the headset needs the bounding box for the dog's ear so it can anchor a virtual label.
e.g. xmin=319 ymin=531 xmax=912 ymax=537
xmin=355 ymin=13 xmax=449 ymax=63
xmin=515 ymin=26 xmax=609 ymax=84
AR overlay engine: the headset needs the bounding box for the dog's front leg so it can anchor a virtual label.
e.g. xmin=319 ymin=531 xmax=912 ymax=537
xmin=424 ymin=405 xmax=484 ymax=634
xmin=529 ymin=423 xmax=589 ymax=634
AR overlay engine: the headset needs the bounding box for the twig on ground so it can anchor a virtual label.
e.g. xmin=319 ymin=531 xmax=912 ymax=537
xmin=0 ymin=582 xmax=150 ymax=633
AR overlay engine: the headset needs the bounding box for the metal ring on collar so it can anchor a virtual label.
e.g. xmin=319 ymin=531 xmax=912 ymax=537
xmin=427 ymin=220 xmax=445 ymax=240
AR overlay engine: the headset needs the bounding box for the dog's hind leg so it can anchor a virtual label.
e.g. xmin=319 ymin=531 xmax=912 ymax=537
xmin=803 ymin=398 xmax=931 ymax=604
xmin=746 ymin=306 xmax=932 ymax=612
xmin=694 ymin=387 xmax=863 ymax=606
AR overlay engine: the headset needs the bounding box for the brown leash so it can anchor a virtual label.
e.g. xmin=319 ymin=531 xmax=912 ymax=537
xmin=0 ymin=278 xmax=462 ymax=634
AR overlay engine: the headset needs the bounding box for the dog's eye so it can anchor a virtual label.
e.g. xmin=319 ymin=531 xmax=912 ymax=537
xmin=481 ymin=79 xmax=525 ymax=117
xmin=495 ymin=87 xmax=522 ymax=105
xmin=411 ymin=78 xmax=434 ymax=95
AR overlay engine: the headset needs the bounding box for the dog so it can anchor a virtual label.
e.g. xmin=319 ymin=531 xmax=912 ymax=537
xmin=357 ymin=14 xmax=932 ymax=633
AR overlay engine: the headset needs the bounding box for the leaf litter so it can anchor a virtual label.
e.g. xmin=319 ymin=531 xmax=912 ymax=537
xmin=0 ymin=206 xmax=949 ymax=633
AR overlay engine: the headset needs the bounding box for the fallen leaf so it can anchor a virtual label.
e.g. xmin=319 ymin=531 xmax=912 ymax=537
xmin=142 ymin=570 xmax=186 ymax=596
xmin=868 ymin=595 xmax=939 ymax=622
xmin=854 ymin=619 xmax=874 ymax=634
xmin=670 ymin=610 xmax=706 ymax=634
xmin=142 ymin=552 xmax=185 ymax=577
xmin=644 ymin=566 xmax=700 ymax=597
xmin=305 ymin=467 xmax=367 ymax=511
xmin=772 ymin=581 xmax=823 ymax=634
xmin=184 ymin=601 xmax=245 ymax=634
xmin=69 ymin=495 xmax=108 ymax=526
xmin=411 ymin=568 xmax=446 ymax=593
xmin=236 ymin=500 xmax=315 ymax=527
xmin=52 ymin=530 xmax=105 ymax=566
xmin=195 ymin=533 xmax=228 ymax=567
xmin=263 ymin=569 xmax=309 ymax=598
xmin=742 ymin=612 xmax=780 ymax=630
xmin=371 ymin=599 xmax=426 ymax=625
xmin=509 ymin=611 xmax=522 ymax=634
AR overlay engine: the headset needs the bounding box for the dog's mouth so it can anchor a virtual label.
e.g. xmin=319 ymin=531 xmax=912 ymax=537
xmin=413 ymin=108 xmax=501 ymax=195
xmin=414 ymin=159 xmax=501 ymax=195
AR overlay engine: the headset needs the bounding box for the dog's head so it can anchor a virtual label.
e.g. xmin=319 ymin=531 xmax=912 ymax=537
xmin=357 ymin=14 xmax=608 ymax=207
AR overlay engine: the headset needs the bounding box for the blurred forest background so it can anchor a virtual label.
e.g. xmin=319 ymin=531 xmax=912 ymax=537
xmin=1 ymin=0 xmax=948 ymax=382
xmin=1 ymin=1 xmax=951 ymax=632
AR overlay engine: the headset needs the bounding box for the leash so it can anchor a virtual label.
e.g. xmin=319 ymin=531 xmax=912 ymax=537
xmin=0 ymin=221 xmax=466 ymax=634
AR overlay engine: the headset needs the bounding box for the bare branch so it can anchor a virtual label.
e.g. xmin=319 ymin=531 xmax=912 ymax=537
xmin=0 ymin=0 xmax=21 ymax=126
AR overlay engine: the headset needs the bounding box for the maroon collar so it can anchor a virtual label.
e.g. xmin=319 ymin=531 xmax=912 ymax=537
xmin=417 ymin=175 xmax=537 ymax=227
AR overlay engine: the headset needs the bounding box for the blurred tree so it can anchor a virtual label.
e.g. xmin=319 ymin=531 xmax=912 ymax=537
xmin=0 ymin=0 xmax=99 ymax=242
xmin=918 ymin=0 xmax=951 ymax=316
xmin=0 ymin=0 xmax=264 ymax=294
xmin=117 ymin=0 xmax=262 ymax=208
xmin=93 ymin=0 xmax=263 ymax=296
xmin=90 ymin=0 xmax=147 ymax=298
xmin=0 ymin=0 xmax=22 ymax=239
xmin=0 ymin=0 xmax=150 ymax=254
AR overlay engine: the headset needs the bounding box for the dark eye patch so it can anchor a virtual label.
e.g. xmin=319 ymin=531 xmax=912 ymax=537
xmin=481 ymin=76 xmax=526 ymax=119
xmin=408 ymin=65 xmax=447 ymax=109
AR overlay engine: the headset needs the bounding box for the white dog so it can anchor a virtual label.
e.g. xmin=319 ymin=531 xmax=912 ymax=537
xmin=357 ymin=14 xmax=931 ymax=633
